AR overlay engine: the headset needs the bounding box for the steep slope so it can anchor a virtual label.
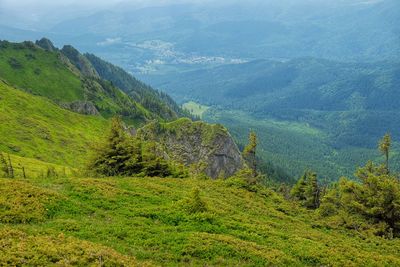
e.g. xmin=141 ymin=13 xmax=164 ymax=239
xmin=0 ymin=40 xmax=244 ymax=178
xmin=0 ymin=41 xmax=83 ymax=102
xmin=61 ymin=45 xmax=100 ymax=78
xmin=137 ymin=118 xmax=245 ymax=178
xmin=0 ymin=40 xmax=154 ymax=125
xmin=85 ymin=53 xmax=187 ymax=121
xmin=0 ymin=79 xmax=244 ymax=179
xmin=1 ymin=177 xmax=400 ymax=266
xmin=0 ymin=80 xmax=108 ymax=167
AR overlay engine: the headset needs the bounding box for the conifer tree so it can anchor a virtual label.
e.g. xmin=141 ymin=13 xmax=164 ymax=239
xmin=291 ymin=170 xmax=320 ymax=209
xmin=379 ymin=133 xmax=391 ymax=174
xmin=88 ymin=117 xmax=137 ymax=176
xmin=319 ymin=159 xmax=400 ymax=236
xmin=243 ymin=131 xmax=258 ymax=178
xmin=88 ymin=117 xmax=176 ymax=178
xmin=181 ymin=187 xmax=208 ymax=214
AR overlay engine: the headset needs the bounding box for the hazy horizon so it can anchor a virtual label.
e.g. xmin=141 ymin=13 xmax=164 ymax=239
xmin=0 ymin=0 xmax=388 ymax=30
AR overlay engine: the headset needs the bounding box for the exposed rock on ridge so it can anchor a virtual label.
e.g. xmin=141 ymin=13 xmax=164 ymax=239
xmin=61 ymin=101 xmax=99 ymax=115
xmin=137 ymin=118 xmax=245 ymax=179
xmin=61 ymin=45 xmax=99 ymax=78
xmin=35 ymin=38 xmax=57 ymax=52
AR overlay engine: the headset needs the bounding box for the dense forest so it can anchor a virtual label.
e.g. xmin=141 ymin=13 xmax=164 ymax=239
xmin=142 ymin=58 xmax=400 ymax=180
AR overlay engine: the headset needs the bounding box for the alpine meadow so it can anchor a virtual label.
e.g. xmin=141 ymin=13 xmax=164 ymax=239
xmin=0 ymin=0 xmax=400 ymax=266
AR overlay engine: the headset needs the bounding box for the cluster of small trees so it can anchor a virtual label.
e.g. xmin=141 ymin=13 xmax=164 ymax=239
xmin=319 ymin=161 xmax=400 ymax=237
xmin=290 ymin=133 xmax=400 ymax=237
xmin=87 ymin=117 xmax=187 ymax=178
xmin=0 ymin=152 xmax=66 ymax=179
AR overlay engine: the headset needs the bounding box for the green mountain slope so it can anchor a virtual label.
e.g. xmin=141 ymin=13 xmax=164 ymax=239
xmin=0 ymin=40 xmax=151 ymax=125
xmin=0 ymin=41 xmax=83 ymax=102
xmin=0 ymin=39 xmax=244 ymax=181
xmin=0 ymin=80 xmax=108 ymax=167
xmin=85 ymin=53 xmax=187 ymax=121
xmin=2 ymin=176 xmax=400 ymax=266
xmin=0 ymin=39 xmax=188 ymax=126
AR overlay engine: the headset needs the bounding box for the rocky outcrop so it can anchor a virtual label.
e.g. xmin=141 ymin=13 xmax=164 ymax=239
xmin=61 ymin=101 xmax=99 ymax=115
xmin=35 ymin=38 xmax=57 ymax=52
xmin=61 ymin=45 xmax=99 ymax=78
xmin=137 ymin=118 xmax=245 ymax=179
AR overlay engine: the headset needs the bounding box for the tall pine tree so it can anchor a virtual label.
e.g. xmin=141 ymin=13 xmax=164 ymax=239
xmin=243 ymin=131 xmax=258 ymax=178
xmin=379 ymin=133 xmax=391 ymax=174
xmin=291 ymin=170 xmax=320 ymax=209
xmin=88 ymin=117 xmax=137 ymax=176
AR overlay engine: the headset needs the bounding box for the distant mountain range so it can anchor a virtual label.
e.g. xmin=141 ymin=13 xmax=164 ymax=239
xmin=1 ymin=0 xmax=399 ymax=74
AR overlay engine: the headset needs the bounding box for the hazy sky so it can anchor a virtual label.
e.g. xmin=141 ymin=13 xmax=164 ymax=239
xmin=0 ymin=0 xmax=215 ymax=9
xmin=0 ymin=0 xmax=125 ymax=29
xmin=0 ymin=0 xmax=387 ymax=30
xmin=1 ymin=0 xmax=122 ymax=8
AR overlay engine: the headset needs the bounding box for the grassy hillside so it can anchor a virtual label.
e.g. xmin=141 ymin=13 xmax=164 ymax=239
xmin=0 ymin=41 xmax=83 ymax=102
xmin=1 ymin=176 xmax=400 ymax=266
xmin=0 ymin=40 xmax=189 ymax=126
xmin=0 ymin=80 xmax=108 ymax=167
xmin=0 ymin=40 xmax=151 ymax=124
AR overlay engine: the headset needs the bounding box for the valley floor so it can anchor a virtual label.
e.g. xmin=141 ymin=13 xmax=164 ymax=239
xmin=1 ymin=176 xmax=400 ymax=266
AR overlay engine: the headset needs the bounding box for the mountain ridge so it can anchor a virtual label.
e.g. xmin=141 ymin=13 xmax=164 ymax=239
xmin=0 ymin=38 xmax=246 ymax=180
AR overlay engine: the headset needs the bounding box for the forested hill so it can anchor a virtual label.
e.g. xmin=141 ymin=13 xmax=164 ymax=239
xmin=141 ymin=58 xmax=400 ymax=179
xmin=144 ymin=58 xmax=400 ymax=112
xmin=142 ymin=58 xmax=400 ymax=148
xmin=84 ymin=53 xmax=184 ymax=121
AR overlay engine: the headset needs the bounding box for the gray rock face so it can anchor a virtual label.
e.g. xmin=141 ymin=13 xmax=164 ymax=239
xmin=61 ymin=45 xmax=99 ymax=78
xmin=35 ymin=38 xmax=57 ymax=52
xmin=137 ymin=118 xmax=245 ymax=179
xmin=61 ymin=101 xmax=99 ymax=115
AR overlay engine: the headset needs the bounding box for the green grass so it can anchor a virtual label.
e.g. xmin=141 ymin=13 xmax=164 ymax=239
xmin=0 ymin=42 xmax=83 ymax=102
xmin=0 ymin=227 xmax=144 ymax=266
xmin=1 ymin=176 xmax=400 ymax=266
xmin=182 ymin=101 xmax=210 ymax=119
xmin=0 ymin=80 xmax=108 ymax=168
xmin=0 ymin=41 xmax=163 ymax=126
